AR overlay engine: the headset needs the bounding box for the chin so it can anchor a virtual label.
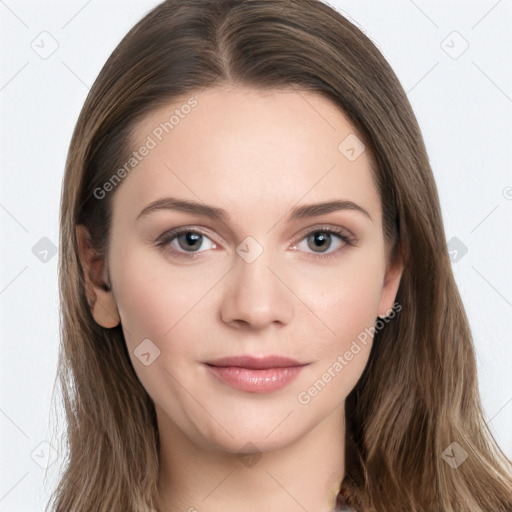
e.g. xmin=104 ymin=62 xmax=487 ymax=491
xmin=189 ymin=407 xmax=314 ymax=457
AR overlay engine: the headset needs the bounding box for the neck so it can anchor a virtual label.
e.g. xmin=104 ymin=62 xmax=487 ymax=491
xmin=155 ymin=404 xmax=345 ymax=512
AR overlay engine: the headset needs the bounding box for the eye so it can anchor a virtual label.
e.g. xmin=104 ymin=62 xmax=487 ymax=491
xmin=156 ymin=225 xmax=356 ymax=260
xmin=156 ymin=227 xmax=216 ymax=258
xmin=292 ymin=226 xmax=355 ymax=259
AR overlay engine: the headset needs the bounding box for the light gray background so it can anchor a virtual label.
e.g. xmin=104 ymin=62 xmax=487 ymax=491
xmin=1 ymin=1 xmax=511 ymax=510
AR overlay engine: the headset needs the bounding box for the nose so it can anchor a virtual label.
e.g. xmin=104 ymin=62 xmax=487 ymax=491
xmin=219 ymin=246 xmax=294 ymax=330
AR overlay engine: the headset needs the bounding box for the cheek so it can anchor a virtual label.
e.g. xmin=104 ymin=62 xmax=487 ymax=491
xmin=292 ymin=249 xmax=385 ymax=357
xmin=110 ymin=244 xmax=218 ymax=344
xmin=109 ymin=246 xmax=225 ymax=407
xmin=292 ymin=259 xmax=383 ymax=408
xmin=109 ymin=250 xmax=206 ymax=415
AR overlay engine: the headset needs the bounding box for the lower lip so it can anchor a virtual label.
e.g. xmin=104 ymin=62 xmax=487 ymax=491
xmin=205 ymin=365 xmax=305 ymax=393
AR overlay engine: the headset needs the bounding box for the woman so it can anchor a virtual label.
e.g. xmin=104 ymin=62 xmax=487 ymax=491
xmin=49 ymin=0 xmax=512 ymax=511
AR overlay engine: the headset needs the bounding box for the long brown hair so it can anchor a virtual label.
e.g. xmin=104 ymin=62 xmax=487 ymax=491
xmin=48 ymin=1 xmax=512 ymax=510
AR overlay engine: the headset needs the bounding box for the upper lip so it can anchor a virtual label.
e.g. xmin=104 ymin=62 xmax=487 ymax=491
xmin=204 ymin=355 xmax=306 ymax=369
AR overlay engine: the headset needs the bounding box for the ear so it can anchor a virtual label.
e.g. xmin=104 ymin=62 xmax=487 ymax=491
xmin=377 ymin=244 xmax=404 ymax=319
xmin=76 ymin=224 xmax=120 ymax=329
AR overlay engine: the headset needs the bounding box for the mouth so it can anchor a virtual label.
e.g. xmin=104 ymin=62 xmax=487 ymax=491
xmin=203 ymin=355 xmax=308 ymax=393
xmin=204 ymin=355 xmax=306 ymax=370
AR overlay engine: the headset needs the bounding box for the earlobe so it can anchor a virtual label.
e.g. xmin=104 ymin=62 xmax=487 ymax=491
xmin=91 ymin=297 xmax=121 ymax=328
xmin=76 ymin=224 xmax=120 ymax=329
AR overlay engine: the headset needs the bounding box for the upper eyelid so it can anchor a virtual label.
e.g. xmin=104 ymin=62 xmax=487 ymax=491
xmin=293 ymin=224 xmax=355 ymax=240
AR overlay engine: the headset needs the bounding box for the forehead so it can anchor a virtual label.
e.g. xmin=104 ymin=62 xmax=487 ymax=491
xmin=112 ymin=85 xmax=381 ymax=227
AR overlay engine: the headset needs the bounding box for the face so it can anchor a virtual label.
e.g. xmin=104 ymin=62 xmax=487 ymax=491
xmin=80 ymin=85 xmax=402 ymax=455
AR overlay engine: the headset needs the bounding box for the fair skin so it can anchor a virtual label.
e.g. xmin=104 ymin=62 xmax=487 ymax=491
xmin=77 ymin=86 xmax=403 ymax=512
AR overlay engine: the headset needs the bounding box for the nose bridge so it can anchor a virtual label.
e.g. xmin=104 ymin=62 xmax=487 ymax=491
xmin=220 ymin=236 xmax=293 ymax=328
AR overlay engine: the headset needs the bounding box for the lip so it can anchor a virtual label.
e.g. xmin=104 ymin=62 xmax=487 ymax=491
xmin=204 ymin=355 xmax=308 ymax=393
xmin=205 ymin=355 xmax=305 ymax=369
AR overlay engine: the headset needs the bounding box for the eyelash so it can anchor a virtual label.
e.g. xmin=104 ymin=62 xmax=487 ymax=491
xmin=155 ymin=224 xmax=356 ymax=260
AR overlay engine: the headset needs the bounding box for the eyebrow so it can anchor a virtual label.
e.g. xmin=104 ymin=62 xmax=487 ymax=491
xmin=135 ymin=197 xmax=373 ymax=224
